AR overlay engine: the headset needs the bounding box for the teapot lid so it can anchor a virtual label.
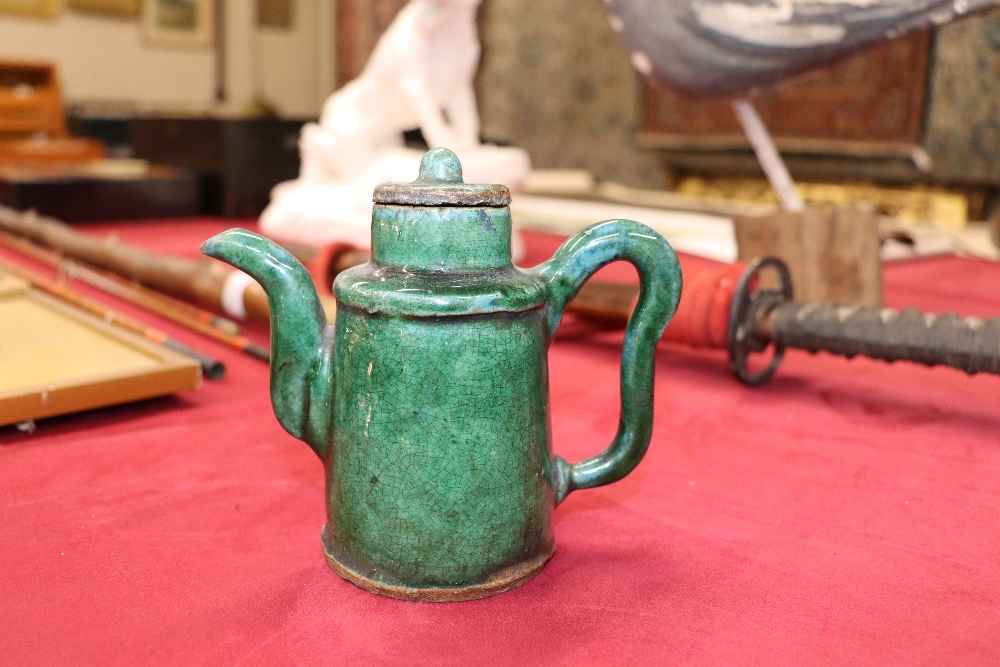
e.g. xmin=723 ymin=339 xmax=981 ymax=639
xmin=373 ymin=148 xmax=510 ymax=207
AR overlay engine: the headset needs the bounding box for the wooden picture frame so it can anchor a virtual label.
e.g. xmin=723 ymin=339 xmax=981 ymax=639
xmin=0 ymin=0 xmax=58 ymax=18
xmin=0 ymin=273 xmax=201 ymax=426
xmin=67 ymin=0 xmax=139 ymax=17
xmin=141 ymin=0 xmax=214 ymax=48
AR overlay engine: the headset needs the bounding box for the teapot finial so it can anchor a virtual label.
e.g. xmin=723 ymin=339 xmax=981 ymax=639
xmin=417 ymin=147 xmax=463 ymax=183
xmin=373 ymin=149 xmax=508 ymax=207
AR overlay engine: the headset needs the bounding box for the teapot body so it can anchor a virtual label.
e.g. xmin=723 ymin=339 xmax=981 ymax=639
xmin=324 ymin=191 xmax=560 ymax=599
xmin=327 ymin=282 xmax=557 ymax=599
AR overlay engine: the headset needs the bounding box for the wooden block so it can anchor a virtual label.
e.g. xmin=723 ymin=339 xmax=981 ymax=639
xmin=0 ymin=137 xmax=104 ymax=167
xmin=733 ymin=204 xmax=883 ymax=307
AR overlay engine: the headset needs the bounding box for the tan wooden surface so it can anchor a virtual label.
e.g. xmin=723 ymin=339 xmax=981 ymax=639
xmin=0 ymin=271 xmax=200 ymax=425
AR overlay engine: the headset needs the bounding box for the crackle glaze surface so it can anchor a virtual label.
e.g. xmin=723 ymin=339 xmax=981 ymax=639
xmin=201 ymin=148 xmax=683 ymax=600
xmin=329 ymin=307 xmax=554 ymax=589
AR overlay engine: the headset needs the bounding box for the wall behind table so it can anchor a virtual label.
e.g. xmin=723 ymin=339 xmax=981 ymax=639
xmin=924 ymin=11 xmax=1000 ymax=186
xmin=0 ymin=0 xmax=333 ymax=117
xmin=478 ymin=0 xmax=1000 ymax=190
xmin=478 ymin=0 xmax=664 ymax=189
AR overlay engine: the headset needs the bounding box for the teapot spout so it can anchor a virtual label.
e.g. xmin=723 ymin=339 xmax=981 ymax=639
xmin=201 ymin=229 xmax=334 ymax=458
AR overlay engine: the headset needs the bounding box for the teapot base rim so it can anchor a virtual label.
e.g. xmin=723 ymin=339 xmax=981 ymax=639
xmin=322 ymin=534 xmax=554 ymax=602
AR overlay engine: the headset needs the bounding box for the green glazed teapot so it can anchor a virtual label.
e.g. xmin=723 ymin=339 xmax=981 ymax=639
xmin=202 ymin=148 xmax=682 ymax=601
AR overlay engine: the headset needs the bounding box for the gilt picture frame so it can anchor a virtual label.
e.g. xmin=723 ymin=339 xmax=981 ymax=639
xmin=141 ymin=0 xmax=214 ymax=48
xmin=67 ymin=0 xmax=139 ymax=16
xmin=0 ymin=0 xmax=59 ymax=18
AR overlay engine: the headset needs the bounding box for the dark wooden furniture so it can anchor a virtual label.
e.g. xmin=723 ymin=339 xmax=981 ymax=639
xmin=636 ymin=16 xmax=1000 ymax=190
xmin=129 ymin=117 xmax=311 ymax=217
xmin=0 ymin=165 xmax=200 ymax=222
xmin=638 ymin=31 xmax=935 ymax=186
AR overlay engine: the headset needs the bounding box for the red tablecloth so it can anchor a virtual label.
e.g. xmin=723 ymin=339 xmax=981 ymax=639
xmin=2 ymin=219 xmax=999 ymax=665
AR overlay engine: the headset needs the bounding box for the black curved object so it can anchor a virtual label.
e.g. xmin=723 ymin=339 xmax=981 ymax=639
xmin=727 ymin=256 xmax=793 ymax=386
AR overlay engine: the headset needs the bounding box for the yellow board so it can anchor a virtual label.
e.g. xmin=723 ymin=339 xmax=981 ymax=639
xmin=0 ymin=272 xmax=200 ymax=426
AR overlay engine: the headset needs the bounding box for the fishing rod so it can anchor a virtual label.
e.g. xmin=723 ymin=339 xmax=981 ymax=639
xmin=0 ymin=231 xmax=269 ymax=363
xmin=0 ymin=255 xmax=225 ymax=380
xmin=0 ymin=205 xmax=271 ymax=321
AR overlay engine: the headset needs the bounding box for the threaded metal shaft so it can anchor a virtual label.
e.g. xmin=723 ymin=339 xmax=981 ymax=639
xmin=761 ymin=302 xmax=1000 ymax=376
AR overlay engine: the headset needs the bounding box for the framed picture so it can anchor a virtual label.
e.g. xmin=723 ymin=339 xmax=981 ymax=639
xmin=67 ymin=0 xmax=139 ymax=16
xmin=141 ymin=0 xmax=214 ymax=48
xmin=0 ymin=0 xmax=58 ymax=17
xmin=257 ymin=0 xmax=292 ymax=28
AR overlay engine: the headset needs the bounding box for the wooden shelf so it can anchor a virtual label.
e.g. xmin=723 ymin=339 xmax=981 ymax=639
xmin=0 ymin=60 xmax=104 ymax=167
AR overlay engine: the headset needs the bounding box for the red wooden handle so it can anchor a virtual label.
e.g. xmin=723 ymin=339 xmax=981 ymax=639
xmin=662 ymin=262 xmax=746 ymax=349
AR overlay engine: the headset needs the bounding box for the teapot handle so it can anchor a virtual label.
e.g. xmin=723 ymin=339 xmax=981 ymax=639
xmin=531 ymin=220 xmax=682 ymax=505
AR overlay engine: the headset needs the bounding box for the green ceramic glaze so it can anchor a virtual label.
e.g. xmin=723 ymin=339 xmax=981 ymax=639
xmin=201 ymin=148 xmax=683 ymax=601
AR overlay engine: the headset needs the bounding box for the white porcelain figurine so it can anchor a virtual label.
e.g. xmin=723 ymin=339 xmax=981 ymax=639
xmin=261 ymin=0 xmax=531 ymax=254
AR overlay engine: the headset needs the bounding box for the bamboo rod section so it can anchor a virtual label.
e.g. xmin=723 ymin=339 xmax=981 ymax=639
xmin=0 ymin=205 xmax=271 ymax=320
xmin=0 ymin=231 xmax=238 ymax=331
